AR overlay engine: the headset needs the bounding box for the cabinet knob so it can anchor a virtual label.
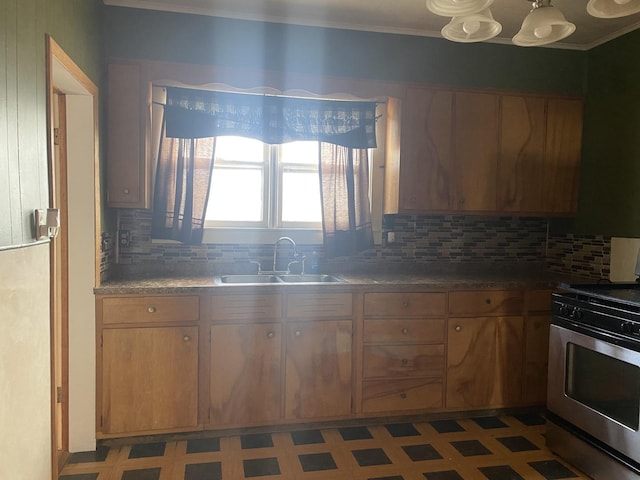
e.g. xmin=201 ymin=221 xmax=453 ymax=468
xmin=183 ymin=335 xmax=191 ymax=342
xmin=401 ymin=301 xmax=409 ymax=309
xmin=400 ymin=392 xmax=407 ymax=399
xmin=147 ymin=306 xmax=156 ymax=313
xmin=401 ymin=327 xmax=409 ymax=334
xmin=123 ymin=188 xmax=130 ymax=195
xmin=485 ymin=298 xmax=491 ymax=305
xmin=267 ymin=331 xmax=275 ymax=339
xmin=401 ymin=358 xmax=408 ymax=366
xmin=294 ymin=330 xmax=302 ymax=337
xmin=455 ymin=325 xmax=462 ymax=332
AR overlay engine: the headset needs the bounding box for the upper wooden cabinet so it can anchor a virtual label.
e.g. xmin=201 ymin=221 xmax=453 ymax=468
xmin=107 ymin=62 xmax=151 ymax=208
xmin=386 ymin=87 xmax=583 ymax=216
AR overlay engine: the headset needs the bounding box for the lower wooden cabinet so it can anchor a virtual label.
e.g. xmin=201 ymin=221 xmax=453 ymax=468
xmin=284 ymin=320 xmax=352 ymax=420
xmin=210 ymin=323 xmax=282 ymax=426
xmin=101 ymin=326 xmax=199 ymax=434
xmin=446 ymin=316 xmax=524 ymax=409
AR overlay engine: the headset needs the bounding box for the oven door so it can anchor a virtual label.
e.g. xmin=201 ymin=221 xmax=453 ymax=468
xmin=548 ymin=323 xmax=640 ymax=463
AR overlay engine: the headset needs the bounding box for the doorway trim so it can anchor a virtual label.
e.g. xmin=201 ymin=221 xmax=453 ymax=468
xmin=46 ymin=35 xmax=100 ymax=477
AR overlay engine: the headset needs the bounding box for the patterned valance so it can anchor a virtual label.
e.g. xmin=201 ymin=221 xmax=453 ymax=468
xmin=164 ymin=87 xmax=377 ymax=149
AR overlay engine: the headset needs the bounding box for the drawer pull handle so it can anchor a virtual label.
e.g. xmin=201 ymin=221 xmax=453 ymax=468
xmin=147 ymin=306 xmax=156 ymax=313
xmin=400 ymin=392 xmax=407 ymax=399
xmin=401 ymin=358 xmax=408 ymax=365
xmin=401 ymin=327 xmax=409 ymax=334
xmin=402 ymin=301 xmax=409 ymax=308
xmin=485 ymin=298 xmax=491 ymax=305
xmin=294 ymin=330 xmax=302 ymax=337
xmin=267 ymin=331 xmax=276 ymax=339
xmin=455 ymin=325 xmax=462 ymax=332
xmin=183 ymin=335 xmax=191 ymax=342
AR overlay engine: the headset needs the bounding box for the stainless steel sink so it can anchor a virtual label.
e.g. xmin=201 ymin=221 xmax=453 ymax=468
xmin=218 ymin=274 xmax=282 ymax=284
xmin=216 ymin=274 xmax=344 ymax=284
xmin=277 ymin=274 xmax=344 ymax=283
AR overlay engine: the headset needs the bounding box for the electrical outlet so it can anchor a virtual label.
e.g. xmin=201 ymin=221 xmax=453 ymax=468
xmin=119 ymin=230 xmax=130 ymax=248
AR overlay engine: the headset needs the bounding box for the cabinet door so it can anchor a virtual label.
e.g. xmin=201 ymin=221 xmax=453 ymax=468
xmin=523 ymin=315 xmax=551 ymax=404
xmin=454 ymin=92 xmax=499 ymax=212
xmin=543 ymin=98 xmax=583 ymax=214
xmin=107 ymin=62 xmax=150 ymax=208
xmin=210 ymin=323 xmax=282 ymax=426
xmin=446 ymin=317 xmax=523 ymax=409
xmin=101 ymin=326 xmax=198 ymax=434
xmin=399 ymin=88 xmax=453 ymax=212
xmin=499 ymin=96 xmax=546 ymax=213
xmin=285 ymin=320 xmax=352 ymax=420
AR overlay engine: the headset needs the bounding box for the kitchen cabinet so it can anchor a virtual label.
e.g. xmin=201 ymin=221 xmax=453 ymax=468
xmin=394 ymin=87 xmax=453 ymax=212
xmin=107 ymin=61 xmax=151 ymax=208
xmin=97 ymin=295 xmax=200 ymax=436
xmin=453 ymin=92 xmax=500 ymax=212
xmin=523 ymin=289 xmax=553 ymax=404
xmin=361 ymin=292 xmax=446 ymax=413
xmin=101 ymin=326 xmax=199 ymax=434
xmin=284 ymin=293 xmax=353 ymax=420
xmin=446 ymin=290 xmax=524 ymax=409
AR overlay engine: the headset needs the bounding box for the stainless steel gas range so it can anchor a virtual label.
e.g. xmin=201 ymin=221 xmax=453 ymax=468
xmin=548 ymin=283 xmax=640 ymax=479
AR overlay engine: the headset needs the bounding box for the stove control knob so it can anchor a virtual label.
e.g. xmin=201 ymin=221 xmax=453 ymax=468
xmin=570 ymin=307 xmax=583 ymax=320
xmin=632 ymin=324 xmax=640 ymax=335
xmin=559 ymin=305 xmax=570 ymax=316
xmin=621 ymin=322 xmax=634 ymax=334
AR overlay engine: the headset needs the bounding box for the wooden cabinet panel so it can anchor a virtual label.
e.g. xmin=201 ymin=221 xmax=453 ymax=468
xmin=446 ymin=316 xmax=523 ymax=409
xmin=101 ymin=295 xmax=199 ymax=324
xmin=363 ymin=318 xmax=445 ymax=344
xmin=523 ymin=314 xmax=551 ymax=404
xmin=399 ymin=88 xmax=453 ymax=212
xmin=101 ymin=326 xmax=198 ymax=434
xmin=543 ymin=98 xmax=583 ymax=215
xmin=286 ymin=293 xmax=352 ymax=318
xmin=363 ymin=292 xmax=446 ymax=317
xmin=211 ymin=294 xmax=281 ymax=322
xmin=448 ymin=290 xmax=524 ymax=316
xmin=107 ymin=62 xmax=150 ymax=208
xmin=210 ymin=323 xmax=282 ymax=425
xmin=454 ymin=92 xmax=499 ymax=212
xmin=285 ymin=320 xmax=352 ymax=419
xmin=527 ymin=289 xmax=553 ymax=312
xmin=499 ymin=96 xmax=546 ymax=213
xmin=363 ymin=344 xmax=444 ymax=378
xmin=362 ymin=378 xmax=443 ymax=413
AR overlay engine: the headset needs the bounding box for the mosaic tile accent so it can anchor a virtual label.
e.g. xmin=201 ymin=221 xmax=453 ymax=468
xmin=546 ymin=233 xmax=611 ymax=280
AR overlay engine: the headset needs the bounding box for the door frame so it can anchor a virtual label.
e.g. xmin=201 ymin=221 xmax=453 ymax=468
xmin=46 ymin=35 xmax=100 ymax=476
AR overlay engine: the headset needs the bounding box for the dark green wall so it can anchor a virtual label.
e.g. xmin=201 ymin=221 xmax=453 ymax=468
xmin=554 ymin=28 xmax=640 ymax=236
xmin=0 ymin=0 xmax=102 ymax=247
xmin=103 ymin=6 xmax=587 ymax=96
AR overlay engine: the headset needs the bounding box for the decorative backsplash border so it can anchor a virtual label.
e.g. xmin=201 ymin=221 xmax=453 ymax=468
xmin=546 ymin=233 xmax=611 ymax=280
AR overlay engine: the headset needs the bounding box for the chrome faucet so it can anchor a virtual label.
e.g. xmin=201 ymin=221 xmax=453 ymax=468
xmin=273 ymin=237 xmax=297 ymax=272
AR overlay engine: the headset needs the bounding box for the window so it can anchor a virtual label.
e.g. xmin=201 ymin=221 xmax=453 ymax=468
xmin=203 ymin=136 xmax=323 ymax=243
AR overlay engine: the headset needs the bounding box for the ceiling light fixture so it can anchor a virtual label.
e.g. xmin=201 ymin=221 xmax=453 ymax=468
xmin=427 ymin=0 xmax=640 ymax=46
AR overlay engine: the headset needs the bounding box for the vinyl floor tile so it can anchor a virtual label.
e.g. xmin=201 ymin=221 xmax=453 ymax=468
xmin=60 ymin=415 xmax=591 ymax=480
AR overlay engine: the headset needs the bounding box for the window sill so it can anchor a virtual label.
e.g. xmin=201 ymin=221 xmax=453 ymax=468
xmin=201 ymin=228 xmax=323 ymax=245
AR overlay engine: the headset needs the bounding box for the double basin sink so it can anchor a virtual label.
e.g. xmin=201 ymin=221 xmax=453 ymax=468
xmin=215 ymin=273 xmax=345 ymax=285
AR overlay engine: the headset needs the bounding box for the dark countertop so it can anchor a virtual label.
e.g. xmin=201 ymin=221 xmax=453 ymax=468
xmin=95 ymin=263 xmax=589 ymax=295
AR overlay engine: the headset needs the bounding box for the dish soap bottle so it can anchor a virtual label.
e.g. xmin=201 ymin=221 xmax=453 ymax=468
xmin=309 ymin=251 xmax=320 ymax=274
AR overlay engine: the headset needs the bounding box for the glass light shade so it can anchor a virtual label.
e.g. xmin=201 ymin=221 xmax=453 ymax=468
xmin=426 ymin=0 xmax=493 ymax=17
xmin=441 ymin=9 xmax=503 ymax=42
xmin=587 ymin=0 xmax=640 ymax=18
xmin=512 ymin=5 xmax=576 ymax=46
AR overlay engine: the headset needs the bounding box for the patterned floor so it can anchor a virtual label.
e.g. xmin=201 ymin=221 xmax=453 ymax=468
xmin=59 ymin=414 xmax=589 ymax=480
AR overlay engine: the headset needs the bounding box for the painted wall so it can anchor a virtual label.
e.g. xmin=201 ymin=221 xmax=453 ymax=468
xmin=0 ymin=0 xmax=102 ymax=477
xmin=553 ymin=28 xmax=640 ymax=236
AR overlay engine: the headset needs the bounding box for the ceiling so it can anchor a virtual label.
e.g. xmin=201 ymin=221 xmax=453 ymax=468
xmin=104 ymin=0 xmax=640 ymax=50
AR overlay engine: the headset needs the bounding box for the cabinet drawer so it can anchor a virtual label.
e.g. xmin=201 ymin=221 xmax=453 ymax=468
xmin=286 ymin=293 xmax=352 ymax=318
xmin=363 ymin=293 xmax=446 ymax=317
xmin=363 ymin=345 xmax=444 ymax=379
xmin=211 ymin=294 xmax=281 ymax=322
xmin=102 ymin=296 xmax=199 ymax=324
xmin=448 ymin=290 xmax=523 ymax=315
xmin=526 ymin=289 xmax=553 ymax=312
xmin=364 ymin=318 xmax=444 ymax=344
xmin=362 ymin=378 xmax=443 ymax=413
